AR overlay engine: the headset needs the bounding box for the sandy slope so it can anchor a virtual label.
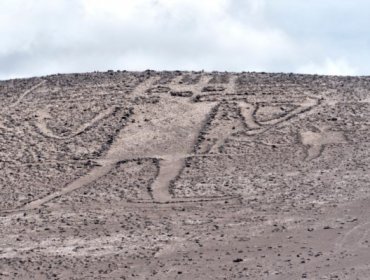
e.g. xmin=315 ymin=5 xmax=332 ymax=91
xmin=0 ymin=70 xmax=369 ymax=279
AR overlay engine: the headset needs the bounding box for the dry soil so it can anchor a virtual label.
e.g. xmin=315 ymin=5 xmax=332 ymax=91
xmin=0 ymin=70 xmax=369 ymax=279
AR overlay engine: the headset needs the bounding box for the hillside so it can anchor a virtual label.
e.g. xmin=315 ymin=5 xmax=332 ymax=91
xmin=1 ymin=70 xmax=370 ymax=279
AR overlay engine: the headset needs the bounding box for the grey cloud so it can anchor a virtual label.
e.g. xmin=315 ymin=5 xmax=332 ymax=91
xmin=0 ymin=0 xmax=369 ymax=80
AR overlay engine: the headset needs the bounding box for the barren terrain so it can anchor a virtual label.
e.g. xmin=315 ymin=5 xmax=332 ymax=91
xmin=0 ymin=70 xmax=369 ymax=279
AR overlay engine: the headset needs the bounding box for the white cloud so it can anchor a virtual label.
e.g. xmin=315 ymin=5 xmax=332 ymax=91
xmin=0 ymin=0 xmax=368 ymax=79
xmin=297 ymin=58 xmax=358 ymax=76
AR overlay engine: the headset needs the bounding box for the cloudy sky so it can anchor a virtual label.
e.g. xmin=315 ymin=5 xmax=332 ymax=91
xmin=1 ymin=0 xmax=369 ymax=79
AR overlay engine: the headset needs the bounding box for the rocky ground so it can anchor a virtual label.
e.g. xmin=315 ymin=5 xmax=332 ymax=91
xmin=0 ymin=70 xmax=369 ymax=279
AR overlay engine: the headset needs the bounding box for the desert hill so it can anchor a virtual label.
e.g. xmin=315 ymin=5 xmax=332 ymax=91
xmin=1 ymin=70 xmax=369 ymax=279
